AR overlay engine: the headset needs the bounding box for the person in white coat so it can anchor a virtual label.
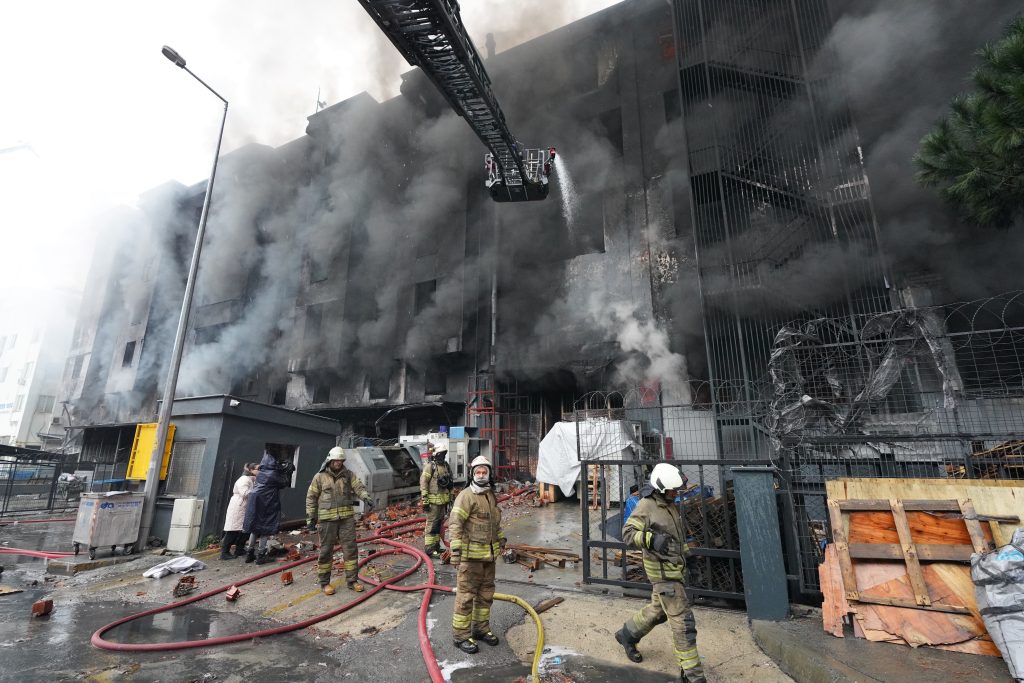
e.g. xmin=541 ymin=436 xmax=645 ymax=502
xmin=220 ymin=462 xmax=258 ymax=560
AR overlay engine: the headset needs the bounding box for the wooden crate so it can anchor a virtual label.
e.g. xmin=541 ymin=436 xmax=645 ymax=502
xmin=537 ymin=481 xmax=563 ymax=503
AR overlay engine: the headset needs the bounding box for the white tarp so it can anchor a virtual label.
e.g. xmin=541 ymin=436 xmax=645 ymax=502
xmin=537 ymin=420 xmax=641 ymax=499
xmin=143 ymin=557 xmax=207 ymax=579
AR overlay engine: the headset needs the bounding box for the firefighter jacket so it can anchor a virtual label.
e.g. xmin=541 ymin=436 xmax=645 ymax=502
xmin=305 ymin=467 xmax=371 ymax=522
xmin=448 ymin=486 xmax=506 ymax=561
xmin=420 ymin=461 xmax=453 ymax=505
xmin=622 ymin=490 xmax=690 ymax=582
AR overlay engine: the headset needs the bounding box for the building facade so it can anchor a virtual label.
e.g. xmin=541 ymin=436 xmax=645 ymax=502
xmin=59 ymin=0 xmax=1022 ymax=480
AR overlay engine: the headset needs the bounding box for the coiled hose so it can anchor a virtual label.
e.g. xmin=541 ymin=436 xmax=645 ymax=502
xmin=89 ymin=486 xmax=543 ymax=682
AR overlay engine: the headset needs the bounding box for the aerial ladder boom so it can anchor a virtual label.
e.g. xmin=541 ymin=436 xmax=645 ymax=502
xmin=355 ymin=0 xmax=554 ymax=202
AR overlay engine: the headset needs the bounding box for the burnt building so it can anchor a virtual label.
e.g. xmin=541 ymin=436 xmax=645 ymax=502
xmin=59 ymin=0 xmax=1022 ymax=485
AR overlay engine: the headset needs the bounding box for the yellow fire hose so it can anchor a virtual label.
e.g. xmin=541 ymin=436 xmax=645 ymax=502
xmin=494 ymin=593 xmax=545 ymax=681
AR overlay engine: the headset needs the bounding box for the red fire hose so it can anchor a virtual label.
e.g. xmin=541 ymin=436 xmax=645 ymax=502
xmin=89 ymin=485 xmax=535 ymax=682
xmin=0 ymin=548 xmax=75 ymax=560
xmin=0 ymin=517 xmax=76 ymax=525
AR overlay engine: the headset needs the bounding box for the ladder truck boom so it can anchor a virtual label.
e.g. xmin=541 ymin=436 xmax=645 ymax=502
xmin=355 ymin=0 xmax=554 ymax=202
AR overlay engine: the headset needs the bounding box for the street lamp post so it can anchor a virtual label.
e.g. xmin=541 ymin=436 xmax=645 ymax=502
xmin=137 ymin=46 xmax=228 ymax=550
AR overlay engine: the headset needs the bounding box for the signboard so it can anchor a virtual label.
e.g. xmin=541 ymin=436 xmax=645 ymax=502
xmin=126 ymin=423 xmax=175 ymax=480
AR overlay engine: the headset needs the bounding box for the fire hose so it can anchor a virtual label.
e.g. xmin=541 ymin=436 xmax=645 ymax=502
xmin=0 ymin=548 xmax=75 ymax=560
xmin=89 ymin=487 xmax=543 ymax=681
xmin=0 ymin=517 xmax=76 ymax=525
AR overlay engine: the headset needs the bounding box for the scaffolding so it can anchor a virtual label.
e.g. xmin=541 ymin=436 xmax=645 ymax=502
xmin=466 ymin=373 xmax=539 ymax=480
xmin=670 ymin=0 xmax=893 ymax=427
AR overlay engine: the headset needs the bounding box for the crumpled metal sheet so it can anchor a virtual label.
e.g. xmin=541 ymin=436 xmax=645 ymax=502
xmin=767 ymin=307 xmax=962 ymax=447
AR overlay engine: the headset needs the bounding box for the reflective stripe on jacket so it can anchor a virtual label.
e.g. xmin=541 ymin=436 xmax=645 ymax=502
xmin=420 ymin=462 xmax=453 ymax=505
xmin=305 ymin=468 xmax=370 ymax=521
xmin=448 ymin=487 xmax=505 ymax=561
xmin=622 ymin=491 xmax=689 ymax=582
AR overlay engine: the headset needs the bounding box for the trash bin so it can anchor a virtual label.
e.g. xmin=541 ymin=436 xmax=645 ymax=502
xmin=72 ymin=491 xmax=145 ymax=560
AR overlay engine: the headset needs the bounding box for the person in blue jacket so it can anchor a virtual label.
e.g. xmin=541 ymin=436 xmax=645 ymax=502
xmin=622 ymin=484 xmax=641 ymax=527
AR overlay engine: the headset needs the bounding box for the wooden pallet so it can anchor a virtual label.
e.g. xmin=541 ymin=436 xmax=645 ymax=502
xmin=826 ymin=497 xmax=1001 ymax=614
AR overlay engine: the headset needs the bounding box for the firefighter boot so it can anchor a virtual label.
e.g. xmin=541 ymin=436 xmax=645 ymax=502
xmin=244 ymin=547 xmax=256 ymax=563
xmin=454 ymin=637 xmax=479 ymax=654
xmin=254 ymin=549 xmax=271 ymax=565
xmin=474 ymin=631 xmax=500 ymax=646
xmin=615 ymin=625 xmax=643 ymax=663
xmin=319 ymin=574 xmax=335 ymax=595
xmin=347 ymin=581 xmax=364 ymax=593
xmin=682 ymin=670 xmax=707 ymax=683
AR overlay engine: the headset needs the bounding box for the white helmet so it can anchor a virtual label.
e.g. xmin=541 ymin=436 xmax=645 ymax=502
xmin=326 ymin=446 xmax=346 ymax=462
xmin=650 ymin=463 xmax=684 ymax=493
xmin=470 ymin=455 xmax=491 ymax=472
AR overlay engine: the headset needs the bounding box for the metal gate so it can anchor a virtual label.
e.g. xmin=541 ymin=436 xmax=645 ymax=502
xmin=0 ymin=448 xmax=69 ymax=518
xmin=581 ymin=456 xmax=748 ymax=601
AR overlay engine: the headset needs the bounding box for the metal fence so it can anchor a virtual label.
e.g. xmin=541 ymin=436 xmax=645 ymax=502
xmin=0 ymin=451 xmax=72 ymax=518
xmin=768 ymin=291 xmax=1024 ymax=598
xmin=573 ymin=394 xmax=753 ymax=602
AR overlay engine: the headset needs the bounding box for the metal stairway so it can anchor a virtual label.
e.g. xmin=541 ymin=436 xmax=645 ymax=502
xmin=356 ymin=0 xmax=552 ymax=202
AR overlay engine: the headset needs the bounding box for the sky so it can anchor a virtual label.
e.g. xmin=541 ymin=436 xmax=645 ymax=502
xmin=0 ymin=0 xmax=622 ymax=305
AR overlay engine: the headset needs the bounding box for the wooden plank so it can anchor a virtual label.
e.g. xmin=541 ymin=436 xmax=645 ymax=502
xmin=889 ymin=498 xmax=931 ymax=606
xmin=845 ymin=510 xmax=993 ymax=547
xmin=988 ymin=520 xmax=1007 ymax=548
xmin=838 ymin=499 xmax=961 ymax=512
xmin=854 ymin=595 xmax=970 ymax=615
xmin=849 ymin=543 xmax=974 ymax=562
xmin=827 ymin=499 xmax=859 ymax=601
xmin=850 ymin=562 xmax=998 ymax=655
xmin=957 ymin=499 xmax=990 ymax=553
xmin=819 ymin=544 xmax=848 ymax=638
xmin=826 ymin=479 xmax=1022 ymax=545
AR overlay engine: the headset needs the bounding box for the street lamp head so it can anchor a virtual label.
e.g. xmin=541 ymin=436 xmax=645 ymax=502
xmin=161 ymin=46 xmax=186 ymax=68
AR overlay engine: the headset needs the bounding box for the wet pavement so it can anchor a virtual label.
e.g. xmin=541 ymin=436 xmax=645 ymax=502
xmin=0 ymin=506 xmax=788 ymax=682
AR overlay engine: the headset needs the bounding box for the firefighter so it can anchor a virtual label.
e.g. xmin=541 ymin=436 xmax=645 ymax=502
xmin=616 ymin=463 xmax=706 ymax=683
xmin=448 ymin=455 xmax=506 ymax=654
xmin=420 ymin=445 xmax=454 ymax=558
xmin=305 ymin=447 xmax=374 ymax=595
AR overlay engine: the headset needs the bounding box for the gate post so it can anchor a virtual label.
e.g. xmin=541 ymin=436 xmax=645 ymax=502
xmin=731 ymin=466 xmax=789 ymax=620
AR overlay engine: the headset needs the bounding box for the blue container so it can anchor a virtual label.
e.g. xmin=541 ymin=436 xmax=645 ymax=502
xmin=448 ymin=426 xmax=465 ymax=439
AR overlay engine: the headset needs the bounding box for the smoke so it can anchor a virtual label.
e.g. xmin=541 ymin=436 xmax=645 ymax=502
xmin=820 ymin=0 xmax=1022 ymax=300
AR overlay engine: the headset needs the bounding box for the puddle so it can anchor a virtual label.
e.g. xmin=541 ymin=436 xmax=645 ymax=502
xmin=450 ymin=655 xmax=676 ymax=682
xmin=0 ymin=598 xmax=328 ymax=680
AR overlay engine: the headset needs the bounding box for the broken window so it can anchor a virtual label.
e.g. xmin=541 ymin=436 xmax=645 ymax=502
xmin=313 ymin=383 xmax=330 ymax=404
xmin=122 ymin=341 xmax=136 ymax=368
xmin=598 ymin=108 xmax=623 ymax=156
xmin=308 ymin=252 xmax=330 ymax=284
xmin=271 ymin=386 xmax=287 ymax=406
xmin=368 ymin=371 xmax=390 ymax=399
xmin=664 ymin=90 xmax=681 ymax=123
xmin=194 ymin=324 xmax=227 ymax=346
xmin=414 ymin=280 xmax=437 ymax=315
xmin=71 ymin=355 xmax=84 ymax=380
xmin=304 ymin=304 xmax=323 ymax=341
xmin=424 ymin=367 xmax=446 ymax=395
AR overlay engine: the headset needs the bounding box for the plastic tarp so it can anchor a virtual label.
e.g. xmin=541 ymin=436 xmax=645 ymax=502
xmin=767 ymin=308 xmax=964 ymax=447
xmin=972 ymin=528 xmax=1024 ymax=681
xmin=537 ymin=420 xmax=641 ymax=499
xmin=143 ymin=557 xmax=207 ymax=579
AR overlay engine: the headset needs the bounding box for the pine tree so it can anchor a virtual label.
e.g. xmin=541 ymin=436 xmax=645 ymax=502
xmin=915 ymin=17 xmax=1024 ymax=227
